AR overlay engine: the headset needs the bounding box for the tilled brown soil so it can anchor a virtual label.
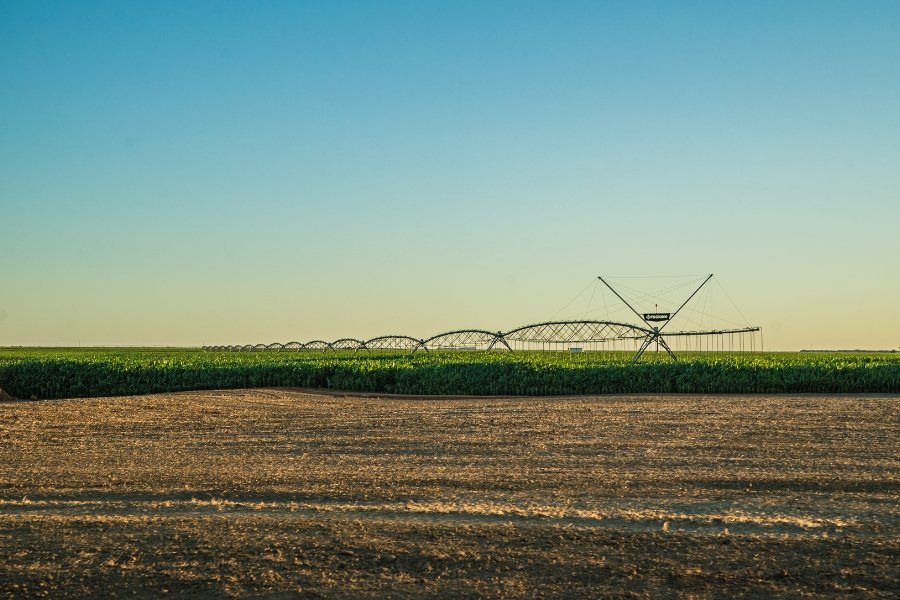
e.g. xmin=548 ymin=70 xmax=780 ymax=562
xmin=1 ymin=391 xmax=897 ymax=598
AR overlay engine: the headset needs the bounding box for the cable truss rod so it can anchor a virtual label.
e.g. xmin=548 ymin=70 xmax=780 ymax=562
xmin=597 ymin=276 xmax=650 ymax=326
xmin=658 ymin=274 xmax=713 ymax=333
xmin=659 ymin=326 xmax=761 ymax=337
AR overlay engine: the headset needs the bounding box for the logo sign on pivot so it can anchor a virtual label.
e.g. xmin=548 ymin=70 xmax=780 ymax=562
xmin=643 ymin=313 xmax=671 ymax=322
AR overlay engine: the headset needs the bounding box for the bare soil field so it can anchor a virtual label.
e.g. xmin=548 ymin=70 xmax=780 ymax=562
xmin=1 ymin=390 xmax=897 ymax=598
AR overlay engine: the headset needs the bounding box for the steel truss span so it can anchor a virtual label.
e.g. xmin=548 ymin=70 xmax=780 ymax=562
xmin=203 ymin=321 xmax=761 ymax=363
xmin=365 ymin=335 xmax=421 ymax=351
xmin=422 ymin=329 xmax=511 ymax=351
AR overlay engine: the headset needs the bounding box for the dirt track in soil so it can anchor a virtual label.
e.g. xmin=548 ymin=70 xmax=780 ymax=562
xmin=1 ymin=390 xmax=898 ymax=598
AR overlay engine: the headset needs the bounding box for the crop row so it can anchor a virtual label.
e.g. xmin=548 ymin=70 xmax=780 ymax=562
xmin=0 ymin=349 xmax=898 ymax=399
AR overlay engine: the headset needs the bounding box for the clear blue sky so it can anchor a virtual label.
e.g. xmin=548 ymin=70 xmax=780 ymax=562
xmin=2 ymin=1 xmax=898 ymax=349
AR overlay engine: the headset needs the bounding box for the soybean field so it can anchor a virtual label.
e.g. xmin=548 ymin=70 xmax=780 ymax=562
xmin=1 ymin=390 xmax=897 ymax=598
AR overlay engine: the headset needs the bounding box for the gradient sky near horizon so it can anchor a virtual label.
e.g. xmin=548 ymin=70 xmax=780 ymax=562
xmin=2 ymin=1 xmax=898 ymax=350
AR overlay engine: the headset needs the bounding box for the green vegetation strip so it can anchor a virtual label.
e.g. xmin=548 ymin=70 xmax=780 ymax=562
xmin=1 ymin=348 xmax=898 ymax=399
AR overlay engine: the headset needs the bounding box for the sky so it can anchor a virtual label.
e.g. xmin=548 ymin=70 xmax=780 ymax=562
xmin=1 ymin=1 xmax=898 ymax=350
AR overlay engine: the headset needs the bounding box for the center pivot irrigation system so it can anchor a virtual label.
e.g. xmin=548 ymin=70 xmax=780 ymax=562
xmin=204 ymin=275 xmax=762 ymax=364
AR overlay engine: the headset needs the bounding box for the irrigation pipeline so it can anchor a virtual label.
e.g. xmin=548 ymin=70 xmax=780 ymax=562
xmin=202 ymin=320 xmax=762 ymax=364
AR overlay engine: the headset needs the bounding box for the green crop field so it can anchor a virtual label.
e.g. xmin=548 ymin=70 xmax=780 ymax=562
xmin=1 ymin=347 xmax=898 ymax=399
